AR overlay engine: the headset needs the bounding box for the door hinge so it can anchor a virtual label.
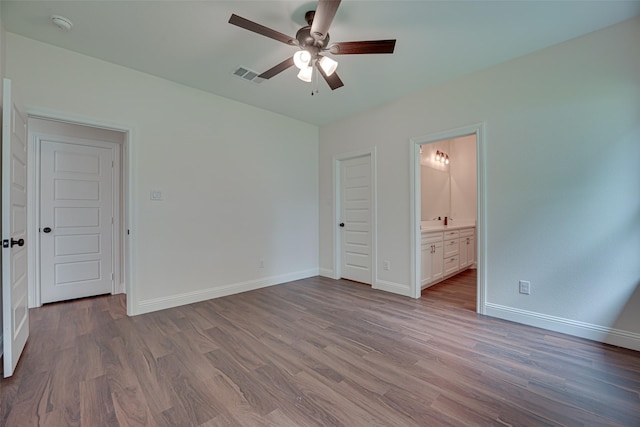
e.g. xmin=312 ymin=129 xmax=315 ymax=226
xmin=111 ymin=217 xmax=114 ymax=224
xmin=112 ymin=160 xmax=114 ymax=168
xmin=111 ymin=273 xmax=114 ymax=281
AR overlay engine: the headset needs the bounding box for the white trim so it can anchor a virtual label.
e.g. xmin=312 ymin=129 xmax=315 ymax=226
xmin=24 ymin=107 xmax=136 ymax=316
xmin=27 ymin=134 xmax=41 ymax=308
xmin=319 ymin=268 xmax=334 ymax=278
xmin=332 ymin=148 xmax=377 ymax=287
xmin=135 ymin=268 xmax=319 ymax=315
xmin=409 ymin=123 xmax=486 ymax=315
xmin=485 ymin=303 xmax=640 ymax=352
xmin=375 ymin=279 xmax=411 ymax=296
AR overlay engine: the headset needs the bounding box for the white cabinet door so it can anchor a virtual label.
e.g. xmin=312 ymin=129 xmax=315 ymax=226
xmin=459 ymin=237 xmax=468 ymax=269
xmin=432 ymin=241 xmax=444 ymax=282
xmin=421 ymin=244 xmax=430 ymax=287
xmin=2 ymin=78 xmax=29 ymax=378
xmin=467 ymin=236 xmax=475 ymax=266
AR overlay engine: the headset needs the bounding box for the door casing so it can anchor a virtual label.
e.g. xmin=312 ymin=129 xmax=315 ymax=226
xmin=26 ymin=111 xmax=133 ymax=313
xmin=409 ymin=123 xmax=486 ymax=314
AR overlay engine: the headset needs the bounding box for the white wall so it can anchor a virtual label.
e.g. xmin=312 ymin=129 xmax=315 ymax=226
xmin=7 ymin=33 xmax=319 ymax=315
xmin=449 ymin=135 xmax=477 ymax=222
xmin=319 ymin=18 xmax=640 ymax=350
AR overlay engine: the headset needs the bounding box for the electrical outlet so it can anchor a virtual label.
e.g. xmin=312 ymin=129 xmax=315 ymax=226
xmin=259 ymin=260 xmax=264 ymax=269
xmin=383 ymin=260 xmax=390 ymax=271
xmin=150 ymin=189 xmax=163 ymax=201
xmin=519 ymin=280 xmax=531 ymax=295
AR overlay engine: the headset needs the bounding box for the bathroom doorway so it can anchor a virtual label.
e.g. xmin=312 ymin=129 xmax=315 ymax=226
xmin=409 ymin=124 xmax=486 ymax=314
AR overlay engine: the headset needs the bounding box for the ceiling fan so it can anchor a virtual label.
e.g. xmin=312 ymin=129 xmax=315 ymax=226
xmin=228 ymin=0 xmax=396 ymax=91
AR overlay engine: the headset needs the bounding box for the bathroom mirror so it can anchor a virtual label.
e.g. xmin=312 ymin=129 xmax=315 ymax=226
xmin=421 ymin=165 xmax=450 ymax=221
xmin=420 ymin=135 xmax=477 ymax=224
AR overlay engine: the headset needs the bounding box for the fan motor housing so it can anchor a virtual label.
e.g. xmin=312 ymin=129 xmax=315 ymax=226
xmin=296 ymin=26 xmax=330 ymax=52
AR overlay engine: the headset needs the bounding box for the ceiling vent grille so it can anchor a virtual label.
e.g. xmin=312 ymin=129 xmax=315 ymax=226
xmin=233 ymin=67 xmax=265 ymax=84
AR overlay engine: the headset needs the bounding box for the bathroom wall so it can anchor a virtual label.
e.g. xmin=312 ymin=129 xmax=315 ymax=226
xmin=450 ymin=135 xmax=477 ymax=222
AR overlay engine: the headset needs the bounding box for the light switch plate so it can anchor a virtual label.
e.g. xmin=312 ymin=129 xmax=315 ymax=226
xmin=150 ymin=190 xmax=163 ymax=201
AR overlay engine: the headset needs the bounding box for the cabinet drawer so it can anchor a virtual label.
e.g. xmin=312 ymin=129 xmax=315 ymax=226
xmin=444 ymin=255 xmax=459 ymax=275
xmin=443 ymin=238 xmax=459 ymax=257
xmin=444 ymin=230 xmax=459 ymax=240
xmin=459 ymin=228 xmax=474 ymax=238
xmin=421 ymin=231 xmax=443 ymax=244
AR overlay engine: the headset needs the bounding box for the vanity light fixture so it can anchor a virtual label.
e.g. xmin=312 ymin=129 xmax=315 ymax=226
xmin=435 ymin=150 xmax=450 ymax=164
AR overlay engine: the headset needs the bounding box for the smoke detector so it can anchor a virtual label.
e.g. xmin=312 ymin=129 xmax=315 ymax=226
xmin=51 ymin=15 xmax=73 ymax=31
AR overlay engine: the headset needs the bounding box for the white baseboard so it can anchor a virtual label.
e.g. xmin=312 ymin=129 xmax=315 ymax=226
xmin=485 ymin=303 xmax=640 ymax=352
xmin=319 ymin=268 xmax=334 ymax=278
xmin=374 ymin=279 xmax=412 ymax=297
xmin=133 ymin=268 xmax=319 ymax=315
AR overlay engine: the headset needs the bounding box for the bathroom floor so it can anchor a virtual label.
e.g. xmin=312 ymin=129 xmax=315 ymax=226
xmin=421 ymin=268 xmax=477 ymax=311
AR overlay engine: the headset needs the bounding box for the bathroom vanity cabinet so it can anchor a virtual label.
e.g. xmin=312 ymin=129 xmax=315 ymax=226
xmin=421 ymin=226 xmax=475 ymax=289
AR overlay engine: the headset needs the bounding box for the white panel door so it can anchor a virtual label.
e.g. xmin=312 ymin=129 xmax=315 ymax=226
xmin=340 ymin=155 xmax=372 ymax=284
xmin=2 ymin=78 xmax=29 ymax=378
xmin=40 ymin=140 xmax=114 ymax=303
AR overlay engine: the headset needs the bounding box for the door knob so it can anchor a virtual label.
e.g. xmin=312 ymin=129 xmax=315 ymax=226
xmin=339 ymin=223 xmax=345 ymax=227
xmin=11 ymin=238 xmax=24 ymax=247
xmin=43 ymin=227 xmax=52 ymax=233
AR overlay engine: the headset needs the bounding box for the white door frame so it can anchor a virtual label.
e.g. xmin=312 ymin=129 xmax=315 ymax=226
xmin=332 ymin=148 xmax=377 ymax=287
xmin=32 ymin=133 xmax=120 ymax=305
xmin=25 ymin=108 xmax=136 ymax=315
xmin=409 ymin=123 xmax=487 ymax=314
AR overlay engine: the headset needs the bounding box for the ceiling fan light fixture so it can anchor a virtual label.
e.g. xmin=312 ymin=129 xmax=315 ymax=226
xmin=297 ymin=65 xmax=313 ymax=82
xmin=318 ymin=56 xmax=338 ymax=76
xmin=293 ymin=50 xmax=311 ymax=70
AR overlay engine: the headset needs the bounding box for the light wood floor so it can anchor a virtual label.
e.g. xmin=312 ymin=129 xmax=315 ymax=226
xmin=1 ymin=271 xmax=639 ymax=426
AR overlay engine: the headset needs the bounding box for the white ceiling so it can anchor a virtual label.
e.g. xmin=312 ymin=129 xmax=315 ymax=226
xmin=3 ymin=1 xmax=639 ymax=125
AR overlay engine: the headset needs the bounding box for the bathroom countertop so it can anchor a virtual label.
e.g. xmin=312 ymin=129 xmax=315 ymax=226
xmin=421 ymin=223 xmax=476 ymax=232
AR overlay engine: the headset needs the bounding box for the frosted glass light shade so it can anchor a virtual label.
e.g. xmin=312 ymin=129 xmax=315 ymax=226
xmin=293 ymin=50 xmax=311 ymax=69
xmin=297 ymin=66 xmax=313 ymax=82
xmin=318 ymin=56 xmax=338 ymax=76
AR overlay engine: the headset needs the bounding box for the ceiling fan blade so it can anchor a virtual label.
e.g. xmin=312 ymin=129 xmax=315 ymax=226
xmin=310 ymin=0 xmax=341 ymax=41
xmin=317 ymin=62 xmax=344 ymax=90
xmin=258 ymin=57 xmax=295 ymax=79
xmin=329 ymin=40 xmax=396 ymax=55
xmin=228 ymin=14 xmax=296 ymax=46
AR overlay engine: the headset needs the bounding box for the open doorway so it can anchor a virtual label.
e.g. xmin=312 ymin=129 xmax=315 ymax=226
xmin=410 ymin=124 xmax=485 ymax=314
xmin=421 ymin=135 xmax=477 ymax=309
xmin=27 ymin=117 xmax=128 ymax=308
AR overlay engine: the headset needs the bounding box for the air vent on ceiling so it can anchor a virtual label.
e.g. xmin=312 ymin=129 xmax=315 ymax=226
xmin=233 ymin=67 xmax=265 ymax=84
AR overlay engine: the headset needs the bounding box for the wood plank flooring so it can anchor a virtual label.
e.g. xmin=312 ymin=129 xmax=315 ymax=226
xmin=1 ymin=272 xmax=639 ymax=426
